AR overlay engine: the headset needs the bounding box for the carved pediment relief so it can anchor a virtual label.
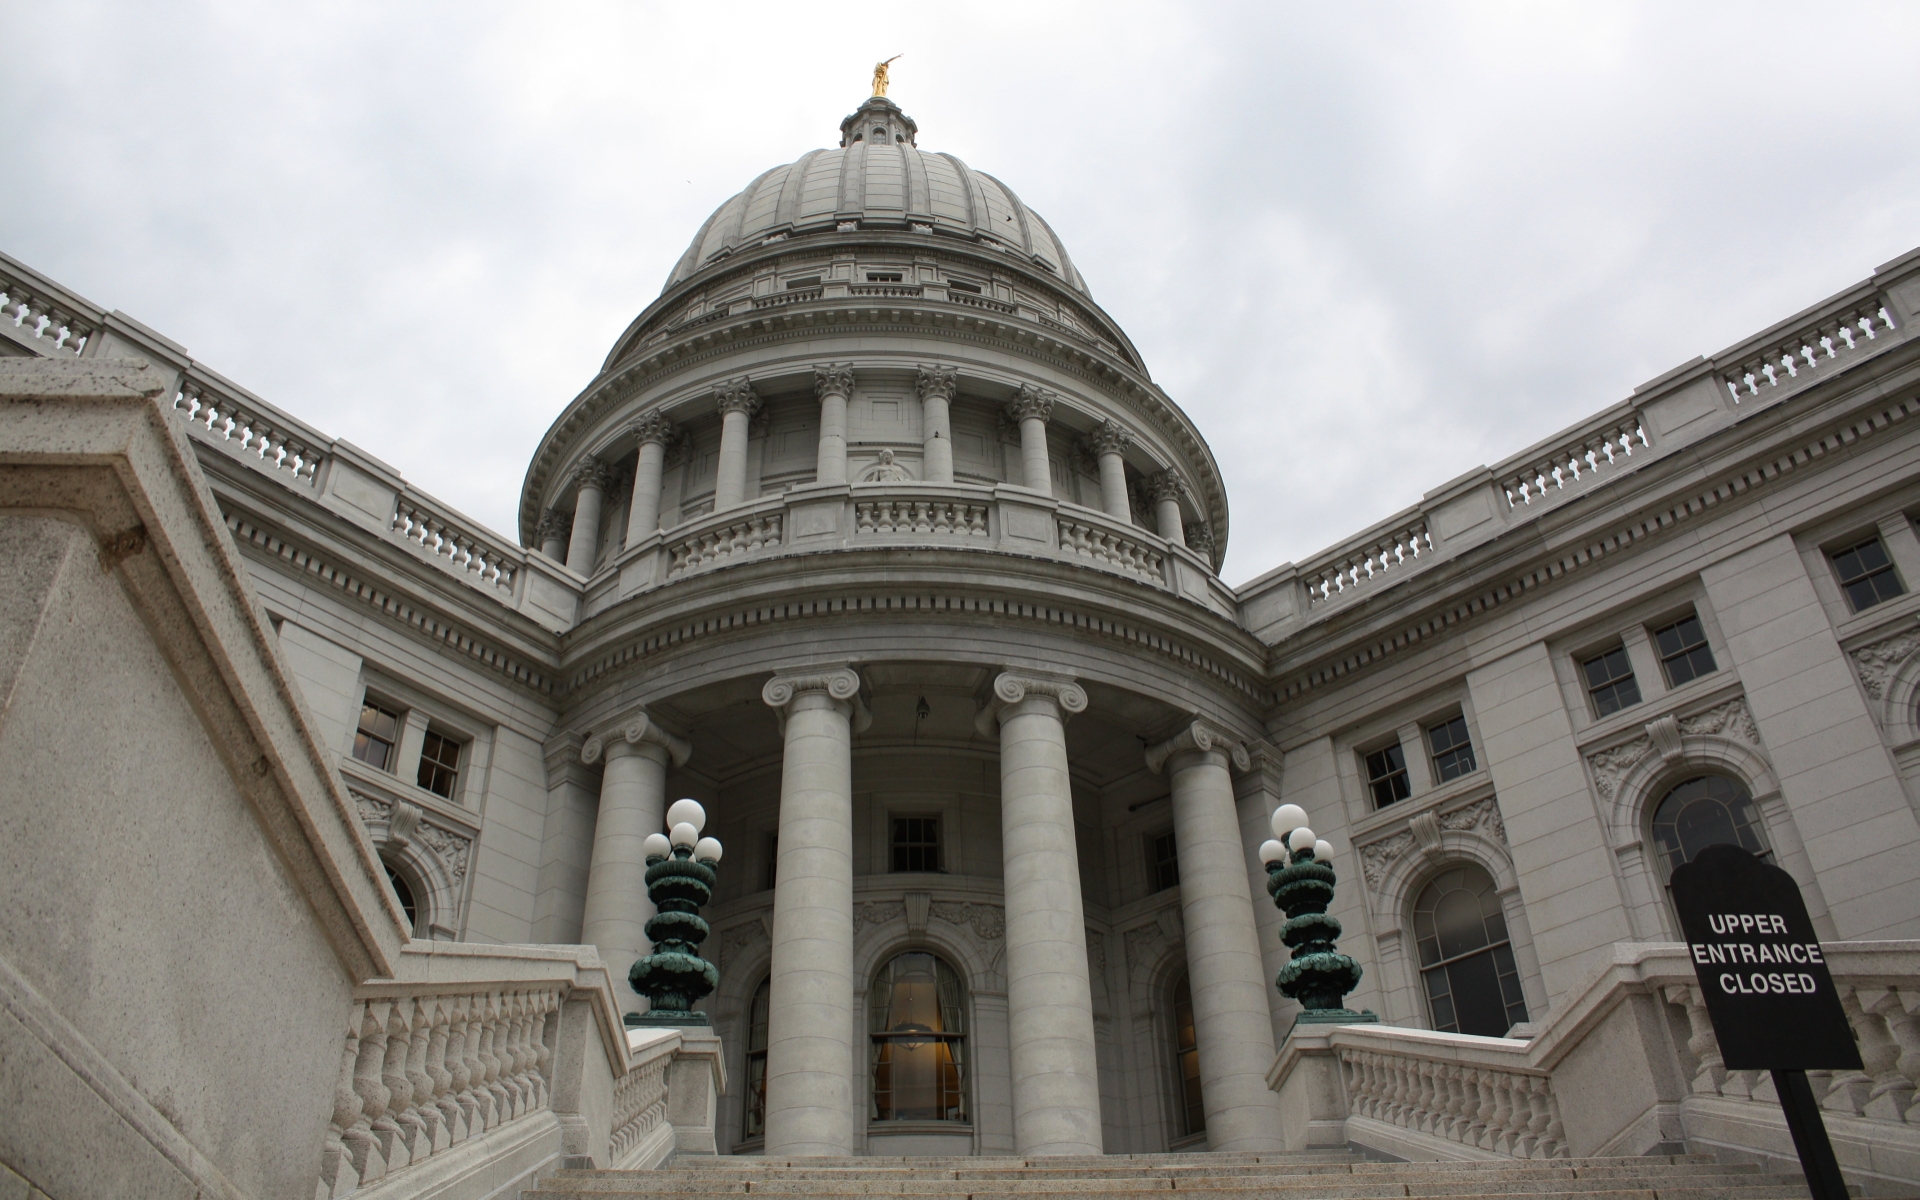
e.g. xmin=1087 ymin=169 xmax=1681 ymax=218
xmin=1849 ymin=625 xmax=1920 ymax=701
xmin=1584 ymin=696 xmax=1762 ymax=799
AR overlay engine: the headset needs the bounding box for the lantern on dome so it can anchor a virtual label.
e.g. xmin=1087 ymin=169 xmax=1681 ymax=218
xmin=1260 ymin=805 xmax=1376 ymax=1028
xmin=627 ymin=798 xmax=725 ymax=1027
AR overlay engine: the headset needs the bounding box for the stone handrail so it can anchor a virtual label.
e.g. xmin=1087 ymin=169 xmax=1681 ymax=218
xmin=664 ymin=502 xmax=786 ymax=579
xmin=1057 ymin=510 xmax=1167 ymax=583
xmin=1327 ymin=1026 xmax=1567 ymax=1159
xmin=609 ymin=1033 xmax=676 ymax=1167
xmin=173 ymin=367 xmax=330 ymax=489
xmin=1497 ymin=412 xmax=1649 ymax=510
xmin=316 ymin=941 xmax=630 ymax=1198
xmin=1301 ymin=513 xmax=1435 ymax=607
xmin=391 ymin=491 xmax=523 ymax=595
xmin=0 ymin=251 xmax=101 ymax=357
xmin=1720 ymin=294 xmax=1900 ymax=403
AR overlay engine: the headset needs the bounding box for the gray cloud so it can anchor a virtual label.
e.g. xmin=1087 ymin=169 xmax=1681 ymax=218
xmin=6 ymin=1 xmax=1917 ymax=583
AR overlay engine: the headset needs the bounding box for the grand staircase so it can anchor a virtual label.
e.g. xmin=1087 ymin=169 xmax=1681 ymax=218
xmin=526 ymin=1150 xmax=1814 ymax=1200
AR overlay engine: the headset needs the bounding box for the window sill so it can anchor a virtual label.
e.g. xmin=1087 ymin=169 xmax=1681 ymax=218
xmin=867 ymin=1121 xmax=972 ymax=1134
xmin=337 ymin=757 xmax=480 ymax=833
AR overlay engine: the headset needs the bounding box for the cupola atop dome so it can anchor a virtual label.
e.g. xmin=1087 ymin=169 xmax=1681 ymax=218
xmin=663 ymin=90 xmax=1088 ymax=296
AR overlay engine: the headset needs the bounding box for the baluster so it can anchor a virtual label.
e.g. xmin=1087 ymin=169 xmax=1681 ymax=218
xmin=462 ymin=994 xmax=497 ymax=1131
xmin=1845 ymin=986 xmax=1915 ymax=1121
xmin=379 ymin=1000 xmax=425 ymax=1163
xmin=482 ymin=993 xmax=514 ymax=1122
xmin=1522 ymin=1075 xmax=1553 ymax=1159
xmin=404 ymin=997 xmax=445 ymax=1154
xmin=319 ymin=1004 xmax=367 ymax=1198
xmin=1471 ymin=1068 xmax=1500 ymax=1148
xmin=1385 ymin=1055 xmax=1411 ymax=1125
xmin=1822 ymin=985 xmax=1874 ymax=1114
xmin=347 ymin=999 xmax=393 ymax=1182
xmin=507 ymin=991 xmax=537 ymax=1115
xmin=529 ymin=990 xmax=555 ymax=1110
xmin=424 ymin=996 xmax=463 ymax=1146
xmin=450 ymin=993 xmax=489 ymax=1132
xmin=1486 ymin=1073 xmax=1517 ymax=1155
xmin=1667 ymin=985 xmax=1726 ymax=1094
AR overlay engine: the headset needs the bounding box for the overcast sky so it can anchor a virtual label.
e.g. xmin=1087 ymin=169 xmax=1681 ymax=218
xmin=9 ymin=2 xmax=1920 ymax=584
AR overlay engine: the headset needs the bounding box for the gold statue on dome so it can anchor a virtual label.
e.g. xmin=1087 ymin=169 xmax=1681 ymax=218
xmin=872 ymin=55 xmax=901 ymax=97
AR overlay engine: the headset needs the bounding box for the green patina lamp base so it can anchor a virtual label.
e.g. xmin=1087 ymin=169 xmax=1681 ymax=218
xmin=624 ymin=1010 xmax=711 ymax=1028
xmin=1286 ymin=1008 xmax=1380 ymax=1036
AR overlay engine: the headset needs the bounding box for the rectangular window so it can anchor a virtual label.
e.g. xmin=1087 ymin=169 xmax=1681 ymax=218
xmin=1147 ymin=830 xmax=1180 ymax=892
xmin=1832 ymin=535 xmax=1905 ymax=612
xmin=946 ymin=279 xmax=982 ymax=294
xmin=1582 ymin=645 xmax=1642 ymax=717
xmin=892 ymin=817 xmax=941 ymax=873
xmin=1364 ymin=742 xmax=1412 ymax=808
xmin=353 ymin=702 xmax=401 ymax=772
xmin=1426 ymin=716 xmax=1477 ymax=783
xmin=416 ymin=730 xmax=461 ymax=799
xmin=785 ymin=275 xmax=822 ymax=290
xmin=1652 ymin=614 xmax=1717 ymax=687
xmin=866 ymin=271 xmax=904 ymax=282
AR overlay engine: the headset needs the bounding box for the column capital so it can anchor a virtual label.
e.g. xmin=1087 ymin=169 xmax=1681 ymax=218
xmin=534 ymin=508 xmax=568 ymax=541
xmin=974 ymin=669 xmax=1086 ymax=735
xmin=916 ymin=363 xmax=959 ymax=402
xmin=1145 ymin=719 xmax=1251 ymax=774
xmin=813 ymin=363 xmax=855 ymax=399
xmin=763 ymin=665 xmax=870 ymax=731
xmin=1004 ymin=384 xmax=1054 ymax=424
xmin=1144 ymin=469 xmax=1187 ymax=504
xmin=581 ymin=708 xmax=691 ymax=767
xmin=629 ymin=410 xmax=677 ymax=447
xmin=715 ymin=376 xmax=762 ymax=418
xmin=569 ymin=454 xmax=615 ymax=495
xmin=1083 ymin=419 xmax=1131 ymax=457
xmin=1184 ymin=520 xmax=1215 ymax=554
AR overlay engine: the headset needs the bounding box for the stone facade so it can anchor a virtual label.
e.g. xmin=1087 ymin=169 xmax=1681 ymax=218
xmin=6 ymin=88 xmax=1920 ymax=1165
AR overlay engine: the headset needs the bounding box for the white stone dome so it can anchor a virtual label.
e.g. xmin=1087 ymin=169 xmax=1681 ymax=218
xmin=663 ymin=97 xmax=1089 ymax=297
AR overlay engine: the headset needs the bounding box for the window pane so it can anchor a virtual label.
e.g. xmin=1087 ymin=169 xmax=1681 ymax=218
xmin=1651 ymin=775 xmax=1769 ymax=879
xmin=1440 ymin=950 xmax=1512 ymax=1037
xmin=1427 ymin=716 xmax=1477 ymax=782
xmin=1414 ymin=863 xmax=1527 ymax=1036
xmin=1652 ymin=615 xmax=1716 ymax=686
xmin=1833 ymin=536 xmax=1905 ymax=612
xmin=353 ymin=702 xmax=400 ymax=771
xmin=870 ymin=952 xmax=967 ymax=1123
xmin=417 ymin=730 xmax=459 ymax=798
xmin=1365 ymin=742 xmax=1411 ymax=808
xmin=1582 ymin=646 xmax=1641 ymax=716
xmin=892 ymin=817 xmax=941 ymax=873
xmin=1172 ymin=975 xmax=1205 ymax=1137
xmin=744 ymin=978 xmax=770 ymax=1138
xmin=1148 ymin=831 xmax=1180 ymax=892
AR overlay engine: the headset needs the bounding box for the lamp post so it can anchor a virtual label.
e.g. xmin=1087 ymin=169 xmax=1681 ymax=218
xmin=1261 ymin=804 xmax=1377 ymax=1029
xmin=627 ymin=798 xmax=724 ymax=1028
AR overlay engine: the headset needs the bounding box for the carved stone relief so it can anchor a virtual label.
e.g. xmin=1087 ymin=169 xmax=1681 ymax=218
xmin=349 ymin=788 xmax=472 ymax=881
xmin=852 ymin=900 xmax=906 ymax=935
xmin=929 ymin=901 xmax=1004 ymax=941
xmin=717 ymin=919 xmax=768 ymax=970
xmin=1123 ymin=924 xmax=1168 ymax=979
xmin=1584 ymin=696 xmax=1763 ymax=799
xmin=1849 ymin=627 xmax=1920 ymax=701
xmin=1355 ymin=796 xmax=1507 ymax=889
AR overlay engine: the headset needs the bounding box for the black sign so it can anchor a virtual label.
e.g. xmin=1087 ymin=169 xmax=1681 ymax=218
xmin=1669 ymin=844 xmax=1861 ymax=1072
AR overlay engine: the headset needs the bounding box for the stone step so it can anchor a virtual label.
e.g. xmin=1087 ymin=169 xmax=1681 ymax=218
xmin=636 ymin=1162 xmax=1759 ymax=1185
xmin=584 ymin=1173 xmax=1790 ymax=1196
xmin=528 ymin=1188 xmax=1807 ymax=1200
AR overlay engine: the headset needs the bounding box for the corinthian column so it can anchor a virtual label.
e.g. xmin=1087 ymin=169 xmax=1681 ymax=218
xmin=625 ymin=412 xmax=676 ymax=544
xmin=813 ymin=363 xmax=854 ymax=485
xmin=536 ymin=509 xmax=568 ymax=562
xmin=713 ymin=377 xmax=761 ymax=510
xmin=1005 ymin=385 xmax=1055 ymax=494
xmin=565 ymin=456 xmax=614 ymax=574
xmin=977 ymin=670 xmax=1102 ymax=1155
xmin=761 ymin=666 xmax=867 ymax=1155
xmin=579 ymin=711 xmax=692 ymax=1021
xmin=1084 ymin=420 xmax=1132 ymax=521
xmin=1145 ymin=471 xmax=1187 ymax=543
xmin=1145 ymin=720 xmax=1283 ymax=1151
xmin=917 ymin=364 xmax=958 ymax=483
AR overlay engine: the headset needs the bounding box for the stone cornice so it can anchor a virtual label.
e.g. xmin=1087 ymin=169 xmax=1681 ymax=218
xmin=580 ymin=706 xmax=692 ymax=767
xmin=1144 ymin=719 xmax=1251 ymax=774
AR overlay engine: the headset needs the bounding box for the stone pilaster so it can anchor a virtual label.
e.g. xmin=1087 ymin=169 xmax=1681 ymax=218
xmin=1145 ymin=471 xmax=1186 ymax=543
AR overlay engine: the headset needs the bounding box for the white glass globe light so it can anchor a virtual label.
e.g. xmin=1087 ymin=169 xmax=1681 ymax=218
xmin=1258 ymin=839 xmax=1287 ymax=866
xmin=694 ymin=836 xmax=723 ymax=862
xmin=1271 ymin=804 xmax=1308 ymax=839
xmin=666 ymin=798 xmax=706 ymax=833
xmin=1288 ymin=826 xmax=1317 ymax=853
xmin=643 ymin=832 xmax=672 ymax=860
xmin=1314 ymin=839 xmax=1334 ymax=862
xmin=670 ymin=821 xmax=699 ymax=848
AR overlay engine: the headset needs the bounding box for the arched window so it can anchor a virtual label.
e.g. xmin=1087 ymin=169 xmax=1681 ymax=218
xmin=1170 ymin=974 xmax=1204 ymax=1139
xmin=1650 ymin=775 xmax=1769 ymax=880
xmin=742 ymin=977 xmax=770 ymax=1139
xmin=869 ymin=952 xmax=967 ymax=1123
xmin=1413 ymin=865 xmax=1529 ymax=1037
xmin=384 ymin=861 xmax=417 ymax=934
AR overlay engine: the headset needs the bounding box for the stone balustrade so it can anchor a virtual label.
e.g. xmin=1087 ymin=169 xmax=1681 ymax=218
xmin=608 ymin=1044 xmax=674 ymax=1167
xmin=172 ymin=370 xmax=329 ymax=486
xmin=855 ymin=496 xmax=990 ymax=537
xmin=1499 ymin=415 xmax=1648 ymax=509
xmin=0 ymin=257 xmax=98 ymax=357
xmin=1334 ymin=1035 xmax=1566 ymax=1160
xmin=392 ymin=494 xmax=522 ymax=594
xmin=1723 ymin=296 xmax=1899 ymax=402
xmin=665 ymin=507 xmax=786 ymax=578
xmin=1302 ymin=517 xmax=1434 ymax=607
xmin=1057 ymin=513 xmax=1166 ymax=581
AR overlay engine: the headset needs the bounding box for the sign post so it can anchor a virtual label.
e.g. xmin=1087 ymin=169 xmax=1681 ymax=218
xmin=1669 ymin=844 xmax=1860 ymax=1200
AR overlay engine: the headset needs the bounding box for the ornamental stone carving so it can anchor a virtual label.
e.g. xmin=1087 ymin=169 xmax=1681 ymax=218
xmin=349 ymin=788 xmax=473 ymax=881
xmin=814 ymin=363 xmax=855 ymax=398
xmin=762 ymin=665 xmax=863 ymax=709
xmin=717 ymin=919 xmax=768 ymax=970
xmin=1144 ymin=470 xmax=1187 ymax=504
xmin=568 ymin=454 xmax=615 ymax=495
xmin=714 ymin=376 xmax=761 ymax=417
xmin=975 ymin=670 xmax=1087 ymax=736
xmin=629 ymin=411 xmax=676 ymax=447
xmin=1004 ymin=384 xmax=1054 ymax=424
xmin=860 ymin=449 xmax=911 ymax=482
xmin=579 ymin=709 xmax=692 ymax=767
xmin=1083 ymin=420 xmax=1131 ymax=457
xmin=915 ymin=364 xmax=958 ymax=401
xmin=930 ymin=900 xmax=1005 ymax=941
xmin=1438 ymin=796 xmax=1507 ymax=844
xmin=1085 ymin=929 xmax=1107 ymax=980
xmin=1123 ymin=923 xmax=1170 ymax=979
xmin=1584 ymin=697 xmax=1762 ymax=798
xmin=1359 ymin=831 xmax=1415 ymax=888
xmin=534 ymin=508 xmax=567 ymax=541
xmin=852 ymin=900 xmax=906 ymax=934
xmin=1143 ymin=718 xmax=1251 ymax=773
xmin=1849 ymin=626 xmax=1920 ymax=700
xmin=1353 ymin=796 xmax=1508 ymax=890
xmin=1184 ymin=522 xmax=1215 ymax=553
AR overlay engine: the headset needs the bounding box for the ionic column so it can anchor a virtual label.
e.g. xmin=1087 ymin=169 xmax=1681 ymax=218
xmin=917 ymin=364 xmax=958 ymax=483
xmin=1146 ymin=720 xmax=1284 ymax=1151
xmin=579 ymin=712 xmax=691 ymax=1021
xmin=565 ymin=456 xmax=613 ymax=575
xmin=761 ymin=666 xmax=867 ymax=1156
xmin=812 ymin=363 xmax=853 ymax=485
xmin=536 ymin=509 xmax=568 ymax=562
xmin=1084 ymin=420 xmax=1132 ymax=521
xmin=978 ymin=670 xmax=1102 ymax=1155
xmin=1005 ymin=385 xmax=1055 ymax=494
xmin=713 ymin=377 xmax=762 ymax=510
xmin=1146 ymin=471 xmax=1186 ymax=543
xmin=625 ymin=412 xmax=676 ymax=544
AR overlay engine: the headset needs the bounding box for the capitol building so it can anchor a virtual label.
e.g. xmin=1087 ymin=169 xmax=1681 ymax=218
xmin=4 ymin=85 xmax=1920 ymax=1200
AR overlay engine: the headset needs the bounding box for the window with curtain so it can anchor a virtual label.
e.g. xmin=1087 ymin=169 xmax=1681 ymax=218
xmin=1171 ymin=974 xmax=1204 ymax=1138
xmin=1413 ymin=864 xmax=1529 ymax=1037
xmin=869 ymin=952 xmax=967 ymax=1123
xmin=742 ymin=977 xmax=770 ymax=1139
